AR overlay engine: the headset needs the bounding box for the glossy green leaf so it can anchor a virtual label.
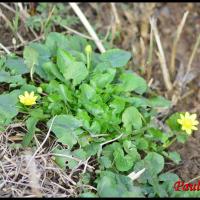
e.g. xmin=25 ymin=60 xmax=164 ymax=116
xmin=114 ymin=148 xmax=133 ymax=172
xmin=0 ymin=90 xmax=19 ymax=129
xmin=47 ymin=115 xmax=82 ymax=148
xmin=22 ymin=117 xmax=38 ymax=147
xmin=149 ymin=96 xmax=171 ymax=108
xmin=97 ymin=171 xmax=144 ymax=197
xmin=100 ymin=49 xmax=132 ymax=68
xmin=168 ymin=151 xmax=181 ymax=164
xmin=23 ymin=46 xmax=39 ymax=69
xmin=119 ymin=72 xmax=147 ymax=94
xmin=5 ymin=57 xmax=29 ymax=74
xmin=166 ymin=112 xmax=182 ymax=131
xmin=122 ymin=106 xmax=143 ymax=131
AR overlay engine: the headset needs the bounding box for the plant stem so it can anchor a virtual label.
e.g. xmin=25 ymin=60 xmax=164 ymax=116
xmin=162 ymin=137 xmax=177 ymax=150
xmin=87 ymin=52 xmax=91 ymax=71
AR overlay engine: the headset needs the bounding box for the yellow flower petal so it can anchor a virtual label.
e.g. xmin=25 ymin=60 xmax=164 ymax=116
xmin=185 ymin=112 xmax=190 ymax=118
xmin=191 ymin=126 xmax=198 ymax=130
xmin=187 ymin=129 xmax=192 ymax=134
xmin=193 ymin=120 xmax=199 ymax=126
xmin=190 ymin=114 xmax=197 ymax=121
xmin=33 ymin=95 xmax=38 ymax=101
xmin=24 ymin=91 xmax=29 ymax=97
xmin=30 ymin=91 xmax=34 ymax=97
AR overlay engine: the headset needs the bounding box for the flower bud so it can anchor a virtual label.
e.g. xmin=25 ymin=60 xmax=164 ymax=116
xmin=85 ymin=44 xmax=92 ymax=54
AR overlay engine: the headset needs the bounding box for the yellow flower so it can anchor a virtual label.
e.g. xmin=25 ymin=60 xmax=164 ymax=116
xmin=19 ymin=91 xmax=38 ymax=106
xmin=177 ymin=112 xmax=199 ymax=135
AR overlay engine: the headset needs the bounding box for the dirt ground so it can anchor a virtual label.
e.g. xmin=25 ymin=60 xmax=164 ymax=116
xmin=0 ymin=2 xmax=200 ymax=183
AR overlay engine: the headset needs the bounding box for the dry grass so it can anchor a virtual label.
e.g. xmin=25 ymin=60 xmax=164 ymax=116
xmin=0 ymin=124 xmax=95 ymax=197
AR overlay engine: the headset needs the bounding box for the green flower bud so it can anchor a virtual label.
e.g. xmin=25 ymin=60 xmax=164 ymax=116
xmin=85 ymin=45 xmax=92 ymax=54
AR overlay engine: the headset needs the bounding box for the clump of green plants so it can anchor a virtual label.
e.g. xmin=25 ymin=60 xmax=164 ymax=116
xmin=25 ymin=3 xmax=79 ymax=35
xmin=0 ymin=32 xmax=199 ymax=197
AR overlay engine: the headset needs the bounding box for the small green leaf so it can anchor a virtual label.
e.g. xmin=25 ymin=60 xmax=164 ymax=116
xmin=113 ymin=148 xmax=133 ymax=172
xmin=166 ymin=112 xmax=182 ymax=131
xmin=119 ymin=72 xmax=147 ymax=94
xmin=29 ymin=108 xmax=49 ymax=120
xmin=97 ymin=171 xmax=144 ymax=197
xmin=144 ymin=152 xmax=164 ymax=175
xmin=149 ymin=96 xmax=171 ymax=108
xmin=5 ymin=57 xmax=29 ymax=74
xmin=168 ymin=151 xmax=181 ymax=164
xmin=90 ymin=120 xmax=101 ymax=134
xmin=147 ymin=128 xmax=168 ymax=144
xmin=47 ymin=115 xmax=82 ymax=148
xmin=52 ymin=148 xmax=71 ymax=169
xmin=22 ymin=117 xmax=38 ymax=147
xmin=134 ymin=152 xmax=164 ymax=184
xmin=84 ymin=143 xmax=100 ymax=157
xmin=99 ymin=156 xmax=112 ymax=168
xmin=109 ymin=97 xmax=125 ymax=114
xmin=42 ymin=61 xmax=65 ymax=82
xmin=76 ymin=109 xmax=90 ymax=129
xmin=0 ymin=71 xmax=25 ymax=86
xmin=135 ymin=138 xmax=149 ymax=150
xmin=0 ymin=90 xmax=19 ymax=129
xmin=159 ymin=172 xmax=179 ymax=182
xmin=0 ymin=71 xmax=11 ymax=82
xmin=122 ymin=106 xmax=143 ymax=131
xmin=177 ymin=133 xmax=188 ymax=143
xmin=45 ymin=32 xmax=70 ymax=55
xmin=80 ymin=84 xmax=96 ymax=100
xmin=64 ymin=61 xmax=88 ymax=86
xmin=58 ymin=84 xmax=73 ymax=104
xmin=56 ymin=48 xmax=75 ymax=74
xmin=23 ymin=46 xmax=39 ymax=69
xmin=100 ymin=49 xmax=132 ymax=68
xmin=79 ymin=192 xmax=98 ymax=198
xmin=90 ymin=69 xmax=116 ymax=88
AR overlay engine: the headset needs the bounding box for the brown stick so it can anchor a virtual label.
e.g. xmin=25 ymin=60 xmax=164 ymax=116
xmin=150 ymin=17 xmax=173 ymax=91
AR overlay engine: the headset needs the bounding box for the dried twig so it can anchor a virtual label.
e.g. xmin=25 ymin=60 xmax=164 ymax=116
xmin=0 ymin=8 xmax=25 ymax=43
xmin=128 ymin=168 xmax=146 ymax=181
xmin=0 ymin=3 xmax=16 ymax=13
xmin=97 ymin=133 xmax=123 ymax=157
xmin=147 ymin=24 xmax=154 ymax=80
xmin=186 ymin=174 xmax=200 ymax=184
xmin=25 ymin=152 xmax=42 ymax=197
xmin=69 ymin=3 xmax=106 ymax=53
xmin=140 ymin=37 xmax=146 ymax=69
xmin=15 ymin=3 xmax=39 ymax=39
xmin=100 ymin=133 xmax=123 ymax=147
xmin=170 ymin=11 xmax=189 ymax=76
xmin=186 ymin=33 xmax=200 ymax=73
xmin=0 ymin=43 xmax=11 ymax=54
xmin=53 ymin=19 xmax=94 ymax=41
xmin=0 ymin=128 xmax=76 ymax=197
xmin=150 ymin=17 xmax=173 ymax=91
xmin=110 ymin=3 xmax=121 ymax=27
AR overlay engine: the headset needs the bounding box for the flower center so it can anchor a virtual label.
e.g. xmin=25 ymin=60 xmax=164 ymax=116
xmin=182 ymin=119 xmax=193 ymax=129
